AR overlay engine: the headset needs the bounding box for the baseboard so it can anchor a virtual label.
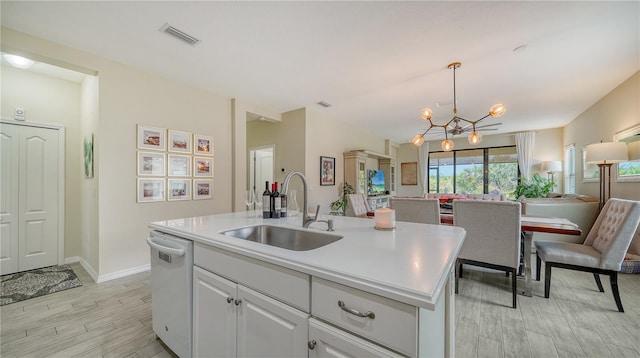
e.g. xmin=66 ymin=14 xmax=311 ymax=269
xmin=96 ymin=264 xmax=150 ymax=283
xmin=64 ymin=256 xmax=99 ymax=282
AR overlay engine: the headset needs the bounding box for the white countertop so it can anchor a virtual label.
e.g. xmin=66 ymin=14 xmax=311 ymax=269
xmin=149 ymin=212 xmax=466 ymax=310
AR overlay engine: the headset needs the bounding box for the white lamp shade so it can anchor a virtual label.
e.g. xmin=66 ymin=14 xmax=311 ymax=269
xmin=628 ymin=141 xmax=640 ymax=161
xmin=541 ymin=160 xmax=562 ymax=172
xmin=585 ymin=142 xmax=628 ymax=164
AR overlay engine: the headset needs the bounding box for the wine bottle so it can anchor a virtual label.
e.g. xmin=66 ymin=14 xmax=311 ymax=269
xmin=262 ymin=181 xmax=271 ymax=219
xmin=280 ymin=190 xmax=287 ymax=218
xmin=271 ymin=182 xmax=281 ymax=218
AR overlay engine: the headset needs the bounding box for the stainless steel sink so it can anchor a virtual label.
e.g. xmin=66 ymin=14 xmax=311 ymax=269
xmin=220 ymin=225 xmax=342 ymax=251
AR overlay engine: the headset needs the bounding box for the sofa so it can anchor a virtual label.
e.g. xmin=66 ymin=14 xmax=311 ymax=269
xmin=520 ymin=194 xmax=600 ymax=244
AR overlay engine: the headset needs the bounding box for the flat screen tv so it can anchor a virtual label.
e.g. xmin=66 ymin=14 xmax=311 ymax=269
xmin=368 ymin=170 xmax=385 ymax=196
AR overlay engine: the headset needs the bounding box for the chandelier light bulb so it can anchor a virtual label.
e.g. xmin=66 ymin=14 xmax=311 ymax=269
xmin=468 ymin=131 xmax=483 ymax=145
xmin=420 ymin=108 xmax=432 ymax=120
xmin=412 ymin=134 xmax=425 ymax=146
xmin=489 ymin=103 xmax=506 ymax=117
xmin=441 ymin=139 xmax=454 ymax=152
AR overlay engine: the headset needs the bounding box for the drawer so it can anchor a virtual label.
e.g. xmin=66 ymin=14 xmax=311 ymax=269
xmin=311 ymin=277 xmax=417 ymax=357
xmin=194 ymin=242 xmax=310 ymax=312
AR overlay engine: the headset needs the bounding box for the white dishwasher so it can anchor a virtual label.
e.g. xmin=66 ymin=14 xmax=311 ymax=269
xmin=147 ymin=230 xmax=193 ymax=358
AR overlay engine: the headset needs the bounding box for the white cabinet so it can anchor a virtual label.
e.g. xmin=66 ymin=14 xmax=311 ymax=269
xmin=308 ymin=319 xmax=403 ymax=358
xmin=193 ymin=246 xmax=310 ymax=358
xmin=0 ymin=122 xmax=63 ymax=275
xmin=193 ymin=266 xmax=237 ymax=357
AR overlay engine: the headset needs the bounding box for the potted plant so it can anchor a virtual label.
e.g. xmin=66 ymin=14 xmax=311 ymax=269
xmin=512 ymin=173 xmax=555 ymax=199
xmin=329 ymin=182 xmax=354 ymax=216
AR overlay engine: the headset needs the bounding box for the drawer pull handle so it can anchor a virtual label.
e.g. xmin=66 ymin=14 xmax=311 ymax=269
xmin=308 ymin=340 xmax=316 ymax=350
xmin=226 ymin=297 xmax=233 ymax=304
xmin=234 ymin=299 xmax=242 ymax=306
xmin=338 ymin=300 xmax=375 ymax=319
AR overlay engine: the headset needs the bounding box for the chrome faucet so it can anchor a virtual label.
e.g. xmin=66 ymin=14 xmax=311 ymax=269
xmin=282 ymin=171 xmax=319 ymax=228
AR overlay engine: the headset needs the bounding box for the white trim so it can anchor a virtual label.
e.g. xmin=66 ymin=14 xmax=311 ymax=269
xmin=96 ymin=264 xmax=150 ymax=283
xmin=64 ymin=256 xmax=99 ymax=283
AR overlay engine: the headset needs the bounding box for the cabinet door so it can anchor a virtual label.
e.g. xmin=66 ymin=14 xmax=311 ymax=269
xmin=237 ymin=285 xmax=309 ymax=358
xmin=0 ymin=124 xmax=20 ymax=274
xmin=193 ymin=266 xmax=237 ymax=358
xmin=308 ymin=319 xmax=403 ymax=358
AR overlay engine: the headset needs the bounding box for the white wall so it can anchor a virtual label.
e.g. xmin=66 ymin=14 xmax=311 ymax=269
xmin=0 ymin=64 xmax=83 ymax=259
xmin=2 ymin=27 xmax=233 ymax=279
xmin=565 ymin=71 xmax=640 ymax=200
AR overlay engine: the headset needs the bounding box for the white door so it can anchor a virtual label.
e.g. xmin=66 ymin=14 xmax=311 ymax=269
xmin=0 ymin=123 xmax=60 ymax=274
xmin=249 ymin=146 xmax=273 ymax=193
xmin=0 ymin=125 xmax=20 ymax=274
xmin=237 ymin=285 xmax=309 ymax=358
xmin=192 ymin=266 xmax=237 ymax=358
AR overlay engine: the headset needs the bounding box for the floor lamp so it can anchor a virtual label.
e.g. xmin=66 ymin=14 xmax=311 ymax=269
xmin=585 ymin=142 xmax=628 ymax=210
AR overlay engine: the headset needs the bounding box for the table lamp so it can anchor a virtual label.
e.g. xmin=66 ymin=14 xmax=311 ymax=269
xmin=541 ymin=160 xmax=562 ymax=183
xmin=585 ymin=141 xmax=628 ymax=210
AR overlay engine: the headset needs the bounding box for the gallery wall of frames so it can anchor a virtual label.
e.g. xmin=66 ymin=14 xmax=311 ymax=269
xmin=136 ymin=124 xmax=214 ymax=203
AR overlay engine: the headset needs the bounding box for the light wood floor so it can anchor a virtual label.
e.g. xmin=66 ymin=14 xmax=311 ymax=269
xmin=1 ymin=259 xmax=639 ymax=357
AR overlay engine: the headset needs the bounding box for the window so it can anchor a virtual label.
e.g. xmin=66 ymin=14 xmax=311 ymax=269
xmin=428 ymin=146 xmax=518 ymax=198
xmin=564 ymin=144 xmax=576 ymax=193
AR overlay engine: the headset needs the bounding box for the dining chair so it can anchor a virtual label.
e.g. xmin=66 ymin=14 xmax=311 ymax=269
xmin=535 ymin=198 xmax=640 ymax=312
xmin=453 ymin=200 xmax=522 ymax=308
xmin=389 ymin=197 xmax=440 ymax=225
xmin=346 ymin=193 xmax=372 ymax=218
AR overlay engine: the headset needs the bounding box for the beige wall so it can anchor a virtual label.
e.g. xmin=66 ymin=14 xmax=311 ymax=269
xmin=305 ymin=108 xmax=386 ymax=214
xmin=0 ymin=64 xmax=83 ymax=259
xmin=2 ymin=27 xmax=233 ymax=279
xmin=565 ymin=71 xmax=640 ymax=200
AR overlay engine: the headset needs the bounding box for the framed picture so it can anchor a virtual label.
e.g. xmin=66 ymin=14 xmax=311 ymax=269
xmin=168 ymin=129 xmax=192 ymax=153
xmin=137 ymin=178 xmax=165 ymax=203
xmin=194 ymin=134 xmax=214 ymax=156
xmin=320 ymin=156 xmax=335 ymax=186
xmin=168 ymin=154 xmax=191 ymax=177
xmin=401 ymin=162 xmax=418 ymax=185
xmin=137 ymin=124 xmax=165 ymax=151
xmin=84 ymin=133 xmax=94 ymax=178
xmin=193 ymin=179 xmax=213 ymax=199
xmin=137 ymin=151 xmax=165 ymax=176
xmin=168 ymin=179 xmax=191 ymax=201
xmin=582 ymin=147 xmax=599 ymax=182
xmin=194 ymin=157 xmax=214 ymax=177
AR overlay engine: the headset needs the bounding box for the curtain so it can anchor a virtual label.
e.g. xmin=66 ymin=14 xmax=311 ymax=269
xmin=417 ymin=142 xmax=430 ymax=195
xmin=515 ymin=131 xmax=535 ymax=180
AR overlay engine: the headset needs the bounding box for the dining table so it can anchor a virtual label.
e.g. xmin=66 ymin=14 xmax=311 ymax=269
xmin=440 ymin=213 xmax=582 ymax=297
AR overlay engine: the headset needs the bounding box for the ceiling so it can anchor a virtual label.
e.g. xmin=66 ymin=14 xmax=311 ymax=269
xmin=1 ymin=1 xmax=638 ymax=144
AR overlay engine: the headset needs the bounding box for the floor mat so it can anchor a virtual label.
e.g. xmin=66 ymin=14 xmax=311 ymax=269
xmin=1 ymin=264 xmax=83 ymax=306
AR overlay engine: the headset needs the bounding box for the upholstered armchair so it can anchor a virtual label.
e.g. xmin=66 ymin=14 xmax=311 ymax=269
xmin=346 ymin=194 xmax=372 ymax=218
xmin=389 ymin=197 xmax=440 ymax=225
xmin=453 ymin=200 xmax=522 ymax=308
xmin=535 ymin=198 xmax=640 ymax=312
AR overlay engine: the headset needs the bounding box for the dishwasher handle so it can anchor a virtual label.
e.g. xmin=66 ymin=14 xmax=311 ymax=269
xmin=146 ymin=236 xmax=186 ymax=256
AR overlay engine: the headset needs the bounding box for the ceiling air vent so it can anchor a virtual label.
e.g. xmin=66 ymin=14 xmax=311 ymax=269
xmin=160 ymin=23 xmax=200 ymax=46
xmin=317 ymin=101 xmax=332 ymax=108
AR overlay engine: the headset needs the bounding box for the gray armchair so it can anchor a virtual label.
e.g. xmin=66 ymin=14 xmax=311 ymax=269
xmin=453 ymin=200 xmax=522 ymax=308
xmin=535 ymin=198 xmax=640 ymax=312
xmin=389 ymin=197 xmax=440 ymax=225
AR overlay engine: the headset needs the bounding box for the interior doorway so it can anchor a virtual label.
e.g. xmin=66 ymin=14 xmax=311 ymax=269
xmin=249 ymin=145 xmax=274 ymax=194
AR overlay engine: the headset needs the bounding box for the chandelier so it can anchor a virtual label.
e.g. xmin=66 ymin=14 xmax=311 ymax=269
xmin=412 ymin=62 xmax=505 ymax=151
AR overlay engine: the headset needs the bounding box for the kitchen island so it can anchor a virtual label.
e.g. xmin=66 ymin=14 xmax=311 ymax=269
xmin=150 ymin=212 xmax=465 ymax=357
